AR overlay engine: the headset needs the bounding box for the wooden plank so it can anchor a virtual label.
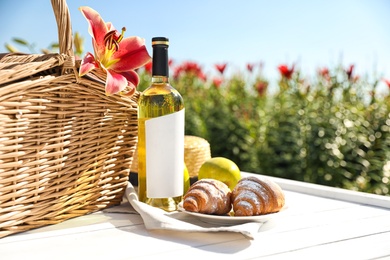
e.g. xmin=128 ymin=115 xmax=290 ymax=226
xmin=2 ymin=204 xmax=389 ymax=260
xmin=0 ymin=210 xmax=143 ymax=243
xmin=262 ymin=231 xmax=390 ymax=259
xmin=0 ymin=218 xmax=245 ymax=259
xmin=132 ymin=213 xmax=390 ymax=259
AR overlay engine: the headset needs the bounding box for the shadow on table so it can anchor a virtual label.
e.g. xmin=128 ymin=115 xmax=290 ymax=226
xmin=103 ymin=201 xmax=253 ymax=254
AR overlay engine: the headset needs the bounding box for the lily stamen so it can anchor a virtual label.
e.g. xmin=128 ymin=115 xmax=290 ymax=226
xmin=117 ymin=27 xmax=126 ymax=43
xmin=104 ymin=30 xmax=117 ymax=50
xmin=104 ymin=27 xmax=127 ymax=51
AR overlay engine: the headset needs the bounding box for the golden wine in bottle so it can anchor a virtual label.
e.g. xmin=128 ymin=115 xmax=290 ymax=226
xmin=137 ymin=37 xmax=185 ymax=211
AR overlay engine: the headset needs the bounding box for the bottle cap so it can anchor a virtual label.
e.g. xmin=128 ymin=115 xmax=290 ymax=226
xmin=152 ymin=37 xmax=169 ymax=46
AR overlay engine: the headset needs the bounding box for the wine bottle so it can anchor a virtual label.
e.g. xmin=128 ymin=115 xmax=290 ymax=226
xmin=137 ymin=37 xmax=185 ymax=211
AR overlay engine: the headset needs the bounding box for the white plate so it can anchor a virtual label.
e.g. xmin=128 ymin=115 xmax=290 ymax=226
xmin=177 ymin=202 xmax=287 ymax=226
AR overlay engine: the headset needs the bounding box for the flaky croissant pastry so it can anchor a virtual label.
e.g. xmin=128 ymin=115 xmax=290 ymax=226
xmin=183 ymin=179 xmax=232 ymax=215
xmin=231 ymin=176 xmax=285 ymax=216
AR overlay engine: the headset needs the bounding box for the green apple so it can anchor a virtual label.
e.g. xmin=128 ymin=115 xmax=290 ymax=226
xmin=184 ymin=163 xmax=190 ymax=194
xmin=198 ymin=157 xmax=241 ymax=190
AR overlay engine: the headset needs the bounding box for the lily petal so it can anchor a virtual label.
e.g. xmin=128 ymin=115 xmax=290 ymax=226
xmin=106 ymin=22 xmax=114 ymax=31
xmin=79 ymin=6 xmax=108 ymax=58
xmin=121 ymin=70 xmax=140 ymax=87
xmin=119 ymin=71 xmax=139 ymax=96
xmin=104 ymin=69 xmax=128 ymax=96
xmin=110 ymin=37 xmax=151 ymax=71
xmin=79 ymin=52 xmax=99 ymax=76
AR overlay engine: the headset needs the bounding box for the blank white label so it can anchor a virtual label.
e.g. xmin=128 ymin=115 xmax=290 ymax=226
xmin=146 ymin=109 xmax=184 ymax=198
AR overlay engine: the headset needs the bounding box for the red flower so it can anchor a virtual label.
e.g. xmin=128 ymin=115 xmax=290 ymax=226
xmin=246 ymin=63 xmax=254 ymax=73
xmin=255 ymin=80 xmax=268 ymax=96
xmin=212 ymin=78 xmax=223 ymax=88
xmin=144 ymin=60 xmax=152 ymax=74
xmin=168 ymin=59 xmax=174 ymax=67
xmin=346 ymin=64 xmax=354 ymax=80
xmin=383 ymin=78 xmax=390 ymax=89
xmin=319 ymin=67 xmax=329 ymax=77
xmin=318 ymin=67 xmax=330 ymax=81
xmin=173 ymin=61 xmax=205 ymax=81
xmin=215 ymin=63 xmax=227 ymax=74
xmin=278 ymin=64 xmax=294 ymax=79
xmin=198 ymin=72 xmax=207 ymax=82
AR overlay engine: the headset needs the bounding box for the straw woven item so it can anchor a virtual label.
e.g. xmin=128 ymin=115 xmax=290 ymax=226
xmin=0 ymin=0 xmax=138 ymax=238
xmin=184 ymin=135 xmax=211 ymax=178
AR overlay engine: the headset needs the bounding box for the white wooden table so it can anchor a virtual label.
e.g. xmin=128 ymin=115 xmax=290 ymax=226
xmin=1 ymin=172 xmax=390 ymax=259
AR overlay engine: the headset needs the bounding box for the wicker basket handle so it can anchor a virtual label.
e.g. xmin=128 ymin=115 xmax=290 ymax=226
xmin=51 ymin=0 xmax=74 ymax=57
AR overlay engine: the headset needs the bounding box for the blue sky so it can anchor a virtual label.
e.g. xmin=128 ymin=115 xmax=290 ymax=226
xmin=1 ymin=0 xmax=390 ymax=89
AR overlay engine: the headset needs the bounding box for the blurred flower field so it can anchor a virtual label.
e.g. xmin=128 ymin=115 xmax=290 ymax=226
xmin=5 ymin=36 xmax=390 ymax=195
xmin=138 ymin=60 xmax=390 ymax=196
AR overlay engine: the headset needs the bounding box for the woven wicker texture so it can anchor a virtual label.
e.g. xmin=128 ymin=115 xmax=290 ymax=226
xmin=130 ymin=144 xmax=139 ymax=173
xmin=0 ymin=0 xmax=138 ymax=238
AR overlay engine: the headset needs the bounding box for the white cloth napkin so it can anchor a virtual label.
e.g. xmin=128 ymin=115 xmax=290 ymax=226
xmin=122 ymin=182 xmax=263 ymax=240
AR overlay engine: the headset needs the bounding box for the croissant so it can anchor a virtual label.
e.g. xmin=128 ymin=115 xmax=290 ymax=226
xmin=183 ymin=179 xmax=232 ymax=215
xmin=231 ymin=176 xmax=285 ymax=216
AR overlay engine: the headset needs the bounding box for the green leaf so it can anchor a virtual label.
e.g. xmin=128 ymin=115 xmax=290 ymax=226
xmin=12 ymin=37 xmax=29 ymax=46
xmin=50 ymin=43 xmax=59 ymax=49
xmin=4 ymin=43 xmax=18 ymax=53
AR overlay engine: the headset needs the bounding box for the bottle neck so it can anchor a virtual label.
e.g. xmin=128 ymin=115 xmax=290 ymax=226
xmin=152 ymin=45 xmax=169 ymax=78
xmin=152 ymin=75 xmax=169 ymax=84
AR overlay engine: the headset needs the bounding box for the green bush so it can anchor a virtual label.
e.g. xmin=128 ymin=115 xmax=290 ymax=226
xmin=139 ymin=62 xmax=390 ymax=196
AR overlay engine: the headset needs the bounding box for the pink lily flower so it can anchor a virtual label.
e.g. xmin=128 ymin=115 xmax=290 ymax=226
xmin=79 ymin=6 xmax=151 ymax=96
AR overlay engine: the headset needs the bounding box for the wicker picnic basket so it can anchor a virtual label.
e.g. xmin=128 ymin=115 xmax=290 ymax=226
xmin=0 ymin=0 xmax=139 ymax=238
